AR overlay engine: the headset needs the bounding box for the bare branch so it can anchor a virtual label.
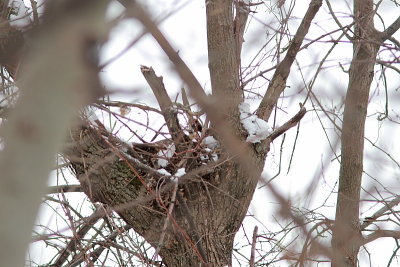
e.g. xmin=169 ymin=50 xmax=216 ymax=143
xmin=234 ymin=1 xmax=250 ymax=68
xmin=47 ymin=184 xmax=83 ymax=194
xmin=140 ymin=65 xmax=186 ymax=150
xmin=326 ymin=0 xmax=354 ymax=41
xmin=51 ymin=206 xmax=107 ymax=267
xmin=266 ymin=106 xmax=306 ymax=143
xmin=361 ymin=195 xmax=400 ymax=229
xmin=256 ymin=0 xmax=322 ymax=121
xmin=120 ymin=1 xmax=209 ymax=112
xmin=381 ymin=15 xmax=400 ymax=41
xmin=249 ymin=226 xmax=258 ymax=267
xmin=96 ymin=100 xmax=162 ymax=114
xmin=360 ymin=230 xmax=400 ymax=246
xmin=69 ymin=225 xmax=133 ymax=267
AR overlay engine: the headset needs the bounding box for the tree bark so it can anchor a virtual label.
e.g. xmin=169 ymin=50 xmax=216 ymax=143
xmin=331 ymin=0 xmax=381 ymax=266
xmin=206 ymin=0 xmax=241 ymax=116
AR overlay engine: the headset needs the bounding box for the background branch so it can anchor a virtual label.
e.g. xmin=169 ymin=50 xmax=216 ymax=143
xmin=257 ymin=0 xmax=322 ymax=121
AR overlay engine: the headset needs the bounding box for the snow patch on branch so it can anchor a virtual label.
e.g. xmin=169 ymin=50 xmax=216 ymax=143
xmin=157 ymin=168 xmax=171 ymax=176
xmin=239 ymin=102 xmax=271 ymax=143
xmin=157 ymin=144 xmax=175 ymax=167
xmin=171 ymin=168 xmax=186 ymax=184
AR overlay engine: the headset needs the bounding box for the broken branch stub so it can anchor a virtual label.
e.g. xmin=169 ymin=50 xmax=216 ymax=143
xmin=140 ymin=65 xmax=186 ymax=151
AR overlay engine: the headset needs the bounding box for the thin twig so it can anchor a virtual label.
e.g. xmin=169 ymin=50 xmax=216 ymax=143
xmin=249 ymin=226 xmax=258 ymax=267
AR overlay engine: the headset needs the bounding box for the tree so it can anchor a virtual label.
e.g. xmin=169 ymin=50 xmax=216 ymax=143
xmin=0 ymin=0 xmax=400 ymax=266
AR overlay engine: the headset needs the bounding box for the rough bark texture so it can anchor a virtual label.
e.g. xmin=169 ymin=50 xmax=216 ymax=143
xmin=206 ymin=0 xmax=241 ymax=117
xmin=331 ymin=0 xmax=381 ymax=266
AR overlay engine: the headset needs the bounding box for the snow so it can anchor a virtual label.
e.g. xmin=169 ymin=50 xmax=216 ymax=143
xmin=202 ymin=136 xmax=219 ymax=149
xmin=175 ymin=168 xmax=186 ymax=177
xmin=239 ymin=102 xmax=271 ymax=143
xmin=171 ymin=168 xmax=186 ymax=184
xmin=157 ymin=144 xmax=175 ymax=167
xmin=8 ymin=0 xmax=31 ymax=28
xmin=157 ymin=168 xmax=171 ymax=176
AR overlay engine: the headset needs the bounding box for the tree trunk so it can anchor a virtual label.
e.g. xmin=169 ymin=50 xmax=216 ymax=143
xmin=331 ymin=0 xmax=381 ymax=266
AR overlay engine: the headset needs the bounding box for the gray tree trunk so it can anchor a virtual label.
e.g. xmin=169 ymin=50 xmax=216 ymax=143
xmin=331 ymin=0 xmax=385 ymax=266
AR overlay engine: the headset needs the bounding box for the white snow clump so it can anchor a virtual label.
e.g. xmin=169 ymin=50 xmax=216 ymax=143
xmin=171 ymin=168 xmax=186 ymax=184
xmin=157 ymin=144 xmax=176 ymax=167
xmin=175 ymin=168 xmax=186 ymax=177
xmin=202 ymin=136 xmax=219 ymax=149
xmin=239 ymin=102 xmax=272 ymax=143
xmin=157 ymin=168 xmax=171 ymax=176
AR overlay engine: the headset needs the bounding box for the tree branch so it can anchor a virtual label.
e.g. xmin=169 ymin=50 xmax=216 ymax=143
xmin=140 ymin=65 xmax=186 ymax=151
xmin=326 ymin=0 xmax=353 ymax=41
xmin=47 ymin=184 xmax=83 ymax=194
xmin=266 ymin=106 xmax=306 ymax=143
xmin=68 ymin=225 xmax=133 ymax=267
xmin=96 ymin=100 xmax=162 ymax=114
xmin=234 ymin=1 xmax=250 ymax=68
xmin=51 ymin=206 xmax=107 ymax=267
xmin=256 ymin=0 xmax=322 ymax=121
xmin=249 ymin=225 xmax=258 ymax=267
xmin=381 ymin=15 xmax=400 ymax=41
xmin=359 ymin=230 xmax=400 ymax=247
xmin=361 ymin=195 xmax=400 ymax=229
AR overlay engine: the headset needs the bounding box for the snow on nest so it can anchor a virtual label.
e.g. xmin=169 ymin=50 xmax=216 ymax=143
xmin=157 ymin=168 xmax=171 ymax=176
xmin=202 ymin=136 xmax=219 ymax=149
xmin=239 ymin=102 xmax=272 ymax=143
xmin=171 ymin=168 xmax=186 ymax=184
xmin=175 ymin=168 xmax=186 ymax=177
xmin=157 ymin=144 xmax=176 ymax=167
